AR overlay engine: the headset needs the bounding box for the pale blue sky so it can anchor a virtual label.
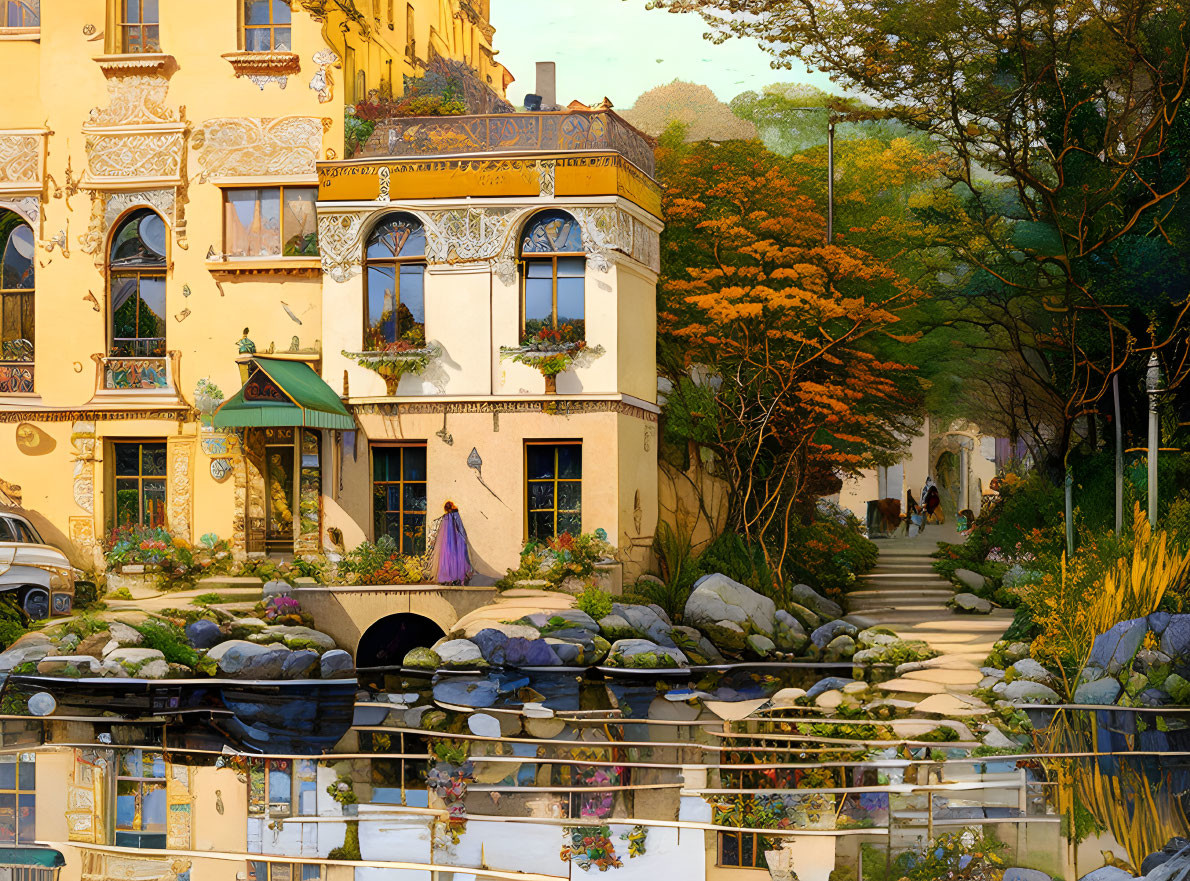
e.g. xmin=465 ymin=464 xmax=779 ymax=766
xmin=488 ymin=0 xmax=834 ymax=109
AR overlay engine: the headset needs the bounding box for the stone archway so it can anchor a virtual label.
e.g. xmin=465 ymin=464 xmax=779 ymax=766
xmin=356 ymin=613 xmax=446 ymax=669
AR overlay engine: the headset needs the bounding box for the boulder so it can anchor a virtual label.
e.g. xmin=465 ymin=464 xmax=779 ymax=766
xmin=544 ymin=633 xmax=609 ymax=666
xmin=57 ymin=634 xmax=80 ymax=652
xmin=606 ymin=639 xmax=687 ymax=669
xmin=434 ymin=639 xmax=486 ymax=668
xmin=75 ymin=632 xmax=110 ymax=659
xmin=0 ymin=643 xmax=59 ymax=672
xmin=263 ymin=579 xmax=290 ymax=598
xmin=701 ymin=619 xmax=748 ymax=654
xmin=806 ymin=677 xmax=853 ymax=701
xmin=746 ymin=634 xmax=775 ymax=657
xmin=1003 ymin=869 xmax=1057 ymax=881
xmin=1073 ymin=677 xmax=1122 ymax=705
xmin=1142 ymin=838 xmax=1190 ymax=877
xmin=771 ymin=687 xmax=806 ymax=707
xmin=952 ymin=592 xmax=994 ymax=614
xmin=815 ymin=689 xmax=844 ymax=710
xmin=982 ymin=728 xmax=1019 ymax=750
xmin=954 ymin=568 xmax=988 ymax=591
xmin=37 ymin=655 xmax=102 ymax=677
xmin=858 ymin=628 xmax=898 ymax=648
xmin=228 ymin=617 xmax=269 ymax=640
xmin=253 ymin=625 xmax=336 ymax=652
xmin=811 ymin=620 xmax=858 ymax=649
xmin=1163 ymin=673 xmax=1190 ymax=703
xmin=7 ymin=632 xmax=51 ymax=651
xmin=542 ymin=609 xmax=601 ymax=633
xmin=669 ymin=626 xmax=724 ymax=665
xmin=186 ymin=619 xmax=223 ymax=650
xmin=138 ymin=659 xmax=171 ymax=680
xmin=402 ymin=647 xmax=440 ymax=669
xmin=472 ymin=629 xmax=510 ymax=665
xmin=685 ymin=574 xmax=777 ymax=637
xmin=1089 ymin=618 xmax=1147 ymax=674
xmin=319 ymin=649 xmax=355 ymax=679
xmin=1162 ymin=615 xmax=1190 ymax=658
xmin=1076 ymin=868 xmax=1136 ymax=881
xmin=504 ymin=637 xmax=561 ymax=667
xmin=788 ymin=583 xmax=843 ymax=620
xmin=206 ymin=640 xmax=290 ymax=679
xmin=825 ymin=635 xmax=857 ymax=662
xmin=597 ymin=614 xmax=642 ymax=642
xmin=1004 ymin=680 xmax=1061 ymax=705
xmin=773 ymin=611 xmax=808 ymax=653
xmin=1137 ymin=688 xmax=1171 ymax=708
xmin=1149 ymin=612 xmax=1173 ymax=635
xmin=544 ymin=639 xmax=581 ymax=665
xmin=610 ymin=603 xmax=675 ymax=646
xmin=281 ymin=649 xmax=320 ymax=679
xmin=784 ymin=602 xmax=822 ymax=633
xmin=107 ymin=621 xmax=144 ymax=646
xmin=1011 ymin=659 xmax=1056 ymax=683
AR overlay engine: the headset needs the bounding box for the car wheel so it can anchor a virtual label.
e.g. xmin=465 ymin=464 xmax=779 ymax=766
xmin=21 ymin=588 xmax=49 ymax=621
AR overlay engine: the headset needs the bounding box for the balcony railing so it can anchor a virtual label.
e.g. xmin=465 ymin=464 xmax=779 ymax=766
xmin=0 ymin=361 xmax=33 ymax=394
xmin=358 ymin=110 xmax=656 ymax=176
xmin=92 ymin=350 xmax=179 ymax=393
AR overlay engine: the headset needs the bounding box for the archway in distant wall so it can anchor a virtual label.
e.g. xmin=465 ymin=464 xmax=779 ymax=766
xmin=356 ymin=613 xmax=446 ymax=669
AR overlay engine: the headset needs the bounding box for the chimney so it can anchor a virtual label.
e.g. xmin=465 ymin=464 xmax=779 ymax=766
xmin=535 ymin=62 xmax=556 ymax=110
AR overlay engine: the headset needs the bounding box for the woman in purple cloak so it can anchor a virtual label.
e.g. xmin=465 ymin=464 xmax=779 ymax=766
xmin=430 ymin=501 xmax=473 ymax=585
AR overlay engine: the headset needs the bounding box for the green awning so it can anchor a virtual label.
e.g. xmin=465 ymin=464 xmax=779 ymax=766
xmin=214 ymin=357 xmax=355 ymax=431
xmin=0 ymin=848 xmax=65 ymax=868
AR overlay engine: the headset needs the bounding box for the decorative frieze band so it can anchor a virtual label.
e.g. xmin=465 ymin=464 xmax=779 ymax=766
xmin=351 ymin=398 xmax=659 ymax=423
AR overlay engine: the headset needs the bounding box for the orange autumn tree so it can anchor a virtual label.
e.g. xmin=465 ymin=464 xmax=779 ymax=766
xmin=657 ymin=135 xmax=924 ymax=587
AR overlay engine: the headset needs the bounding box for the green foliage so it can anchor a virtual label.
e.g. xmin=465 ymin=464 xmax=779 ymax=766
xmin=574 ymin=584 xmax=613 ymax=621
xmin=889 ymin=830 xmax=1007 ymax=881
xmin=1061 ymin=794 xmax=1107 ymax=845
xmin=496 ymin=531 xmax=615 ymax=591
xmin=133 ymin=620 xmax=199 ymax=668
xmin=108 ymin=587 xmax=133 ymax=600
xmin=338 ymin=535 xmax=427 ymax=586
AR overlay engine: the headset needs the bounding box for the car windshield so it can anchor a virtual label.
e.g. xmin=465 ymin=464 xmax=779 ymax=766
xmin=0 ymin=517 xmax=41 ymax=544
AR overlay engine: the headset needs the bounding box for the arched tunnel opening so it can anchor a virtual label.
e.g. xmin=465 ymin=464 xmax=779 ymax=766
xmin=355 ymin=613 xmax=446 ymax=670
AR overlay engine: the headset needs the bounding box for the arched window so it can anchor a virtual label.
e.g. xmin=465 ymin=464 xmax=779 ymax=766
xmin=2 ymin=1 xmax=38 ymax=28
xmin=364 ymin=214 xmax=426 ymax=350
xmin=0 ymin=211 xmax=34 ymax=367
xmin=520 ymin=210 xmax=585 ymax=343
xmin=109 ymin=209 xmax=167 ymax=357
xmin=243 ymin=0 xmax=290 ymax=51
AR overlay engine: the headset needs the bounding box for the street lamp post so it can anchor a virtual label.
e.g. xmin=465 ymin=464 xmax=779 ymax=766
xmin=1146 ymin=353 xmax=1163 ymax=526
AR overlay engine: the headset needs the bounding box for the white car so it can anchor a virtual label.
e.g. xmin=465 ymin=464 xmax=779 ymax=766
xmin=0 ymin=511 xmax=77 ymax=619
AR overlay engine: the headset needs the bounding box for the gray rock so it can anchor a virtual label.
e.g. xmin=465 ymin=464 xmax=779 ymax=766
xmin=57 ymin=634 xmax=80 ymax=651
xmin=402 ymin=647 xmax=440 ymax=669
xmin=746 ymin=634 xmax=775 ymax=657
xmin=1149 ymin=611 xmax=1173 ymax=635
xmin=669 ymin=626 xmax=723 ymax=665
xmin=37 ymin=655 xmax=102 ymax=676
xmin=859 ymin=628 xmax=899 ymax=648
xmin=319 ymin=649 xmax=355 ymax=679
xmin=138 ymin=659 xmax=171 ymax=680
xmin=1088 ymin=618 xmax=1146 ymax=674
xmin=1004 ymin=641 xmax=1032 ymax=663
xmin=784 ymin=602 xmax=822 ymax=633
xmin=254 ymin=625 xmax=336 ymax=652
xmin=547 ymin=609 xmax=600 ymax=633
xmin=281 ymin=649 xmax=320 ymax=679
xmin=544 ymin=639 xmax=581 ymax=665
xmin=1004 ymin=680 xmax=1061 ymax=705
xmin=952 ymin=592 xmax=993 ymax=614
xmin=472 ymin=629 xmax=509 ymax=665
xmin=806 ymin=677 xmax=854 ymax=701
xmin=773 ymin=610 xmax=808 ymax=653
xmin=954 ymin=568 xmax=988 ymax=591
xmin=1011 ymin=659 xmax=1055 ymax=683
xmin=1003 ymin=870 xmax=1056 ymax=881
xmin=810 ymin=620 xmax=857 ymax=649
xmin=980 ymin=667 xmax=1006 ymax=682
xmin=597 ymin=614 xmax=640 ymax=641
xmin=106 ymin=647 xmax=167 ymax=668
xmin=504 ymin=637 xmax=560 ymax=667
xmin=1162 ymin=615 xmax=1190 ymax=658
xmin=263 ymin=579 xmax=290 ymax=598
xmin=1073 ymin=677 xmax=1122 ymax=705
xmin=186 ymin=619 xmax=223 ymax=650
xmin=0 ymin=643 xmax=55 ymax=672
xmin=434 ymin=639 xmax=485 ymax=668
xmin=788 ymin=583 xmax=843 ymax=620
xmin=1137 ymin=688 xmax=1171 ymax=708
xmin=611 ymin=603 xmax=675 ymax=647
xmin=982 ymin=728 xmax=1019 ymax=750
xmin=685 ymin=573 xmax=777 ymax=637
xmin=206 ymin=640 xmax=290 ymax=679
xmin=1077 ymin=868 xmax=1136 ymax=881
xmin=824 ymin=634 xmax=857 ymax=661
xmin=75 ymin=632 xmax=109 ymax=659
xmin=607 ymin=639 xmax=687 ymax=668
xmin=107 ymin=621 xmax=144 ymax=646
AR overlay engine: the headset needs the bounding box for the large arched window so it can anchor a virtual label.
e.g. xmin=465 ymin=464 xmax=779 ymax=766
xmin=109 ymin=210 xmax=167 ymax=357
xmin=364 ymin=214 xmax=426 ymax=350
xmin=0 ymin=211 xmax=34 ymax=369
xmin=520 ymin=210 xmax=585 ymax=343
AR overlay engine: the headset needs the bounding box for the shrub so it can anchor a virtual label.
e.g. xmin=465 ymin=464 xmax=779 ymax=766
xmin=575 ymin=584 xmax=613 ymax=621
xmin=496 ymin=531 xmax=616 ymax=590
xmin=133 ymin=620 xmax=200 ymax=668
xmin=338 ymin=535 xmax=427 ymax=585
xmin=109 ymin=587 xmax=133 ymax=600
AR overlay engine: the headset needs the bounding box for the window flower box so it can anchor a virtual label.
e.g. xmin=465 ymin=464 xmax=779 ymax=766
xmin=500 ymin=327 xmax=604 ymax=394
xmin=342 ymin=342 xmax=442 ymax=395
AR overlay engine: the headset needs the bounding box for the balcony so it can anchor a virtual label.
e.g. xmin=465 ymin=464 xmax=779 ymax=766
xmin=91 ymin=350 xmax=181 ymax=397
xmin=0 ymin=361 xmax=33 ymax=394
xmin=356 ymin=109 xmax=656 ymax=176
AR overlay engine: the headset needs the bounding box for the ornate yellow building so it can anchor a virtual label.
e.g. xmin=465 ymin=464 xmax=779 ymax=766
xmin=0 ymin=1 xmax=508 ymax=569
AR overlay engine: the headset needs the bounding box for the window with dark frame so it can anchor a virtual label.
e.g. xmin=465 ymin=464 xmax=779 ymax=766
xmin=119 ymin=0 xmax=160 ymax=53
xmin=247 ymin=758 xmax=317 ymax=819
xmin=364 ymin=214 xmax=426 ymax=350
xmin=113 ymin=441 xmax=167 ymax=529
xmin=223 ymin=187 xmax=318 ymax=258
xmin=717 ymin=831 xmax=770 ymax=869
xmin=0 ymin=210 xmax=34 ymax=373
xmin=519 ymin=211 xmax=585 ymax=344
xmin=372 ymin=445 xmax=427 ymax=555
xmin=525 ymin=442 xmax=581 ymax=540
xmin=0 ymin=753 xmax=35 ymax=845
xmin=242 ymin=0 xmax=291 ymax=51
xmin=109 ymin=209 xmax=167 ymax=357
xmin=115 ymin=749 xmax=166 ymax=847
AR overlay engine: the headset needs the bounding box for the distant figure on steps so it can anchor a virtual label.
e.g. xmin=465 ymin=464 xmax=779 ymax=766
xmin=923 ymin=477 xmax=944 ymax=524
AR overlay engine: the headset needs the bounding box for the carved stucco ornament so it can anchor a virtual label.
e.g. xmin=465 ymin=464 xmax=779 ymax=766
xmin=194 ymin=116 xmax=322 ymax=181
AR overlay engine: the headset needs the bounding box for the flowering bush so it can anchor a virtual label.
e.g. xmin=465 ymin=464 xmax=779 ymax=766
xmin=560 ymin=826 xmax=622 ymax=872
xmin=501 ymin=324 xmax=603 ymax=378
xmin=338 ymin=535 xmax=428 ymax=585
xmin=497 ymin=530 xmax=616 ymax=591
xmin=263 ymin=595 xmax=303 ymax=625
xmin=890 ymin=830 xmax=1006 ymax=881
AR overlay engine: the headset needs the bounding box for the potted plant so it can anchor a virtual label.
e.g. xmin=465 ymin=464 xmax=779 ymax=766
xmin=343 ymin=326 xmax=442 ymax=395
xmin=500 ymin=324 xmax=604 ymax=394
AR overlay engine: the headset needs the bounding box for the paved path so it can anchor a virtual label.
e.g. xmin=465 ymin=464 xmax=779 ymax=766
xmin=846 ymin=523 xmax=1015 ymax=703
